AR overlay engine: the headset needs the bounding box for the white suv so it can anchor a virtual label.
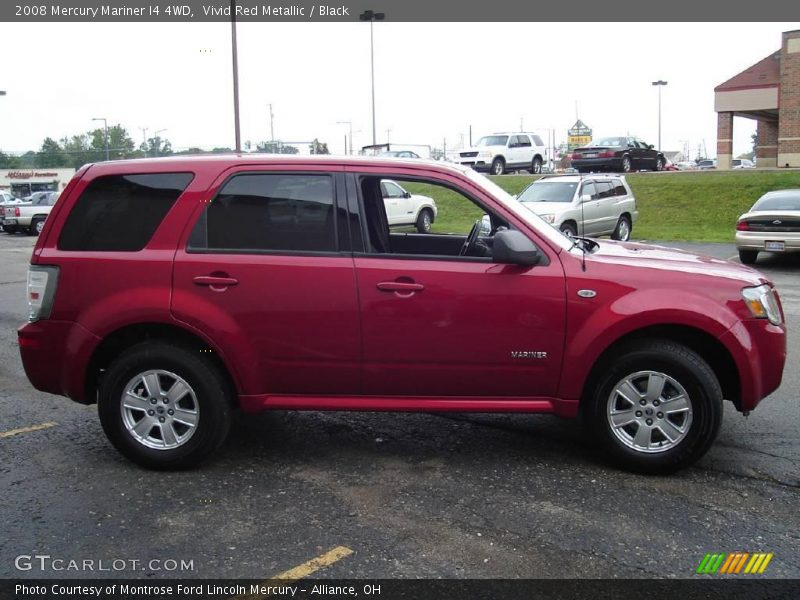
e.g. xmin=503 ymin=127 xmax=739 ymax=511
xmin=381 ymin=179 xmax=438 ymax=233
xmin=516 ymin=175 xmax=638 ymax=241
xmin=455 ymin=132 xmax=548 ymax=175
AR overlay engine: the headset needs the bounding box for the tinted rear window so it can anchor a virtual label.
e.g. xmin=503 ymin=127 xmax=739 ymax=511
xmin=58 ymin=173 xmax=193 ymax=251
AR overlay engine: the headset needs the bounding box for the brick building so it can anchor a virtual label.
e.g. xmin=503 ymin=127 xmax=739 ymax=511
xmin=714 ymin=29 xmax=800 ymax=169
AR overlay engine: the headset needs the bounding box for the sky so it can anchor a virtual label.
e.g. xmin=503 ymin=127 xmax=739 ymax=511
xmin=1 ymin=21 xmax=798 ymax=159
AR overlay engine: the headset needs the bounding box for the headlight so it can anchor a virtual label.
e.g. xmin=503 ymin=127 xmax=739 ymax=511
xmin=478 ymin=150 xmax=493 ymax=158
xmin=742 ymin=284 xmax=782 ymax=326
xmin=539 ymin=214 xmax=555 ymax=224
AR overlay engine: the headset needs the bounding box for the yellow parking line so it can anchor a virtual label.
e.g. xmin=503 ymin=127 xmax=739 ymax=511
xmin=0 ymin=422 xmax=57 ymax=438
xmin=236 ymin=546 xmax=354 ymax=600
xmin=273 ymin=546 xmax=354 ymax=580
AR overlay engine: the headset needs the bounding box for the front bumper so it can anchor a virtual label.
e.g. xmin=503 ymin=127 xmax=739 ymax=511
xmin=720 ymin=318 xmax=786 ymax=411
xmin=455 ymin=159 xmax=493 ymax=173
xmin=18 ymin=320 xmax=101 ymax=404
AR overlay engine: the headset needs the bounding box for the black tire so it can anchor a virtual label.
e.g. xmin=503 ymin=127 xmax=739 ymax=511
xmin=530 ymin=156 xmax=543 ymax=174
xmin=611 ymin=215 xmax=632 ymax=241
xmin=415 ymin=208 xmax=434 ymax=233
xmin=621 ymin=155 xmax=632 ymax=173
xmin=583 ymin=339 xmax=722 ymax=474
xmin=490 ymin=157 xmax=505 ymax=176
xmin=738 ymin=249 xmax=758 ymax=265
xmin=560 ymin=222 xmax=577 ymax=237
xmin=29 ymin=218 xmax=44 ymax=236
xmin=654 ymin=156 xmax=664 ymax=172
xmin=98 ymin=341 xmax=233 ymax=470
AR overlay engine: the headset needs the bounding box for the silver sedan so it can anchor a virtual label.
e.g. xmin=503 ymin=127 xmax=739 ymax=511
xmin=735 ymin=189 xmax=800 ymax=264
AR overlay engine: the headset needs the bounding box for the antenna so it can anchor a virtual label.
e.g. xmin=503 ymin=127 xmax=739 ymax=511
xmin=580 ymin=174 xmax=587 ymax=272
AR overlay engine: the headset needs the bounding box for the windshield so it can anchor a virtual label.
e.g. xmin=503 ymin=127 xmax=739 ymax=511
xmin=590 ymin=137 xmax=626 ymax=147
xmin=475 ymin=136 xmax=508 ymax=147
xmin=461 ymin=168 xmax=573 ymax=252
xmin=752 ymin=192 xmax=800 ymax=211
xmin=518 ymin=181 xmax=577 ymax=203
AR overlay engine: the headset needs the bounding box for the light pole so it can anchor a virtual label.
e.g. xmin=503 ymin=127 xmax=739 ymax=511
xmin=337 ymin=121 xmax=354 ymax=155
xmin=141 ymin=127 xmax=148 ymax=158
xmin=359 ymin=10 xmax=385 ymax=147
xmin=652 ymin=80 xmax=667 ymax=151
xmin=154 ymin=129 xmax=167 ymax=157
xmin=230 ymin=0 xmax=242 ymax=152
xmin=92 ymin=117 xmax=109 ymax=161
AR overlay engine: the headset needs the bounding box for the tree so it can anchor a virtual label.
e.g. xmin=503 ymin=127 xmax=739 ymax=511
xmin=142 ymin=135 xmax=173 ymax=158
xmin=309 ymin=138 xmax=329 ymax=155
xmin=0 ymin=151 xmax=21 ymax=168
xmin=256 ymin=141 xmax=299 ymax=154
xmin=36 ymin=137 xmax=68 ymax=168
xmin=61 ymin=134 xmax=94 ymax=169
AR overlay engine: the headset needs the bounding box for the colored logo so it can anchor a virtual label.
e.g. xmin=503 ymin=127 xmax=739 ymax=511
xmin=697 ymin=552 xmax=773 ymax=575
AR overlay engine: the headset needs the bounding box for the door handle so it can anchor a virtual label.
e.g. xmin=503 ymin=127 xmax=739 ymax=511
xmin=193 ymin=275 xmax=239 ymax=289
xmin=376 ymin=281 xmax=424 ymax=296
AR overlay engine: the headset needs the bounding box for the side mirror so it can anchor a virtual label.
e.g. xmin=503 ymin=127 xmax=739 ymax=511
xmin=403 ymin=191 xmax=411 ymax=198
xmin=492 ymin=230 xmax=542 ymax=266
xmin=648 ymin=144 xmax=654 ymax=150
xmin=479 ymin=214 xmax=492 ymax=236
xmin=580 ymin=194 xmax=592 ymax=203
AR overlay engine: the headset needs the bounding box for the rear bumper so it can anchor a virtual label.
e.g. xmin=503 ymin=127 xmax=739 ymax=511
xmin=735 ymin=231 xmax=800 ymax=252
xmin=571 ymin=158 xmax=623 ymax=171
xmin=720 ymin=318 xmax=786 ymax=411
xmin=18 ymin=320 xmax=101 ymax=404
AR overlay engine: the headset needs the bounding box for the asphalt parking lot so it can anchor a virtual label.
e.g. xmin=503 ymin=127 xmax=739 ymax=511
xmin=0 ymin=233 xmax=798 ymax=580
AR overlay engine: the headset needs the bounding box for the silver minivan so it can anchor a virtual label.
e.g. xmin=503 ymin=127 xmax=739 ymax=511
xmin=516 ymin=174 xmax=638 ymax=241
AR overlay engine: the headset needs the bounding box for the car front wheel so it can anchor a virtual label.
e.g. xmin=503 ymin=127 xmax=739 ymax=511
xmin=584 ymin=339 xmax=722 ymax=474
xmin=530 ymin=157 xmax=543 ymax=174
xmin=416 ymin=208 xmax=434 ymax=233
xmin=491 ymin=158 xmax=505 ymax=176
xmin=98 ymin=342 xmax=233 ymax=469
xmin=655 ymin=157 xmax=664 ymax=171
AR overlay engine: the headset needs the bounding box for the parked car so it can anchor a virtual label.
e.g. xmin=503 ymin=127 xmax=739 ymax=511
xmin=381 ymin=179 xmax=438 ymax=233
xmin=454 ymin=132 xmax=548 ymax=175
xmin=696 ymin=159 xmax=716 ymax=170
xmin=516 ymin=175 xmax=638 ymax=241
xmin=571 ymin=137 xmax=665 ymax=173
xmin=735 ymin=189 xmax=800 ymax=264
xmin=2 ymin=191 xmax=58 ymax=235
xmin=379 ymin=150 xmax=421 ymax=159
xmin=18 ymin=156 xmax=785 ymax=473
xmin=732 ymin=158 xmax=755 ymax=169
xmin=1 ymin=191 xmax=17 ymax=203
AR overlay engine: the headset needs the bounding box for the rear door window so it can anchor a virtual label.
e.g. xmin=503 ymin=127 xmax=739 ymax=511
xmin=58 ymin=173 xmax=193 ymax=251
xmin=189 ymin=173 xmax=337 ymax=253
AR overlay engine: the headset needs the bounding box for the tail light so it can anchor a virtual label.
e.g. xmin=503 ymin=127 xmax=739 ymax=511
xmin=27 ymin=265 xmax=59 ymax=322
xmin=571 ymin=153 xmax=581 ymax=160
xmin=736 ymin=221 xmax=750 ymax=231
xmin=598 ymin=151 xmax=616 ymax=158
xmin=14 ymin=206 xmax=20 ymax=217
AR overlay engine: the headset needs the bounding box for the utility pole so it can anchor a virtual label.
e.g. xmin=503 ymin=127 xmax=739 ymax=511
xmin=92 ymin=117 xmax=109 ymax=161
xmin=386 ymin=128 xmax=391 ymax=144
xmin=141 ymin=127 xmax=148 ymax=158
xmin=651 ymin=80 xmax=668 ymax=151
xmin=360 ymin=10 xmax=385 ymax=147
xmin=268 ymin=103 xmax=275 ymax=141
xmin=230 ymin=0 xmax=242 ymax=152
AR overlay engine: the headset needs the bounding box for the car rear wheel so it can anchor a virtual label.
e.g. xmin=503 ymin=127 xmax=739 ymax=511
xmin=738 ymin=249 xmax=758 ymax=264
xmin=30 ymin=218 xmax=44 ymax=236
xmin=416 ymin=208 xmax=434 ymax=233
xmin=584 ymin=339 xmax=722 ymax=474
xmin=530 ymin=157 xmax=543 ymax=174
xmin=98 ymin=342 xmax=233 ymax=469
xmin=491 ymin=158 xmax=505 ymax=176
xmin=611 ymin=215 xmax=631 ymax=241
xmin=621 ymin=155 xmax=632 ymax=173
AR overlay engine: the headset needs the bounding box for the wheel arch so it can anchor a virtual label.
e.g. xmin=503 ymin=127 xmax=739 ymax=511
xmin=85 ymin=322 xmax=240 ymax=406
xmin=579 ymin=324 xmax=740 ymax=412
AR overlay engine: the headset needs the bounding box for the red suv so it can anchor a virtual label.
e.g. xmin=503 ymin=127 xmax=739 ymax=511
xmin=18 ymin=156 xmax=786 ymax=473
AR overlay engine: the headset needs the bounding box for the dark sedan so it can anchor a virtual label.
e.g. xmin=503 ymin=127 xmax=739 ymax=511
xmin=571 ymin=137 xmax=665 ymax=173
